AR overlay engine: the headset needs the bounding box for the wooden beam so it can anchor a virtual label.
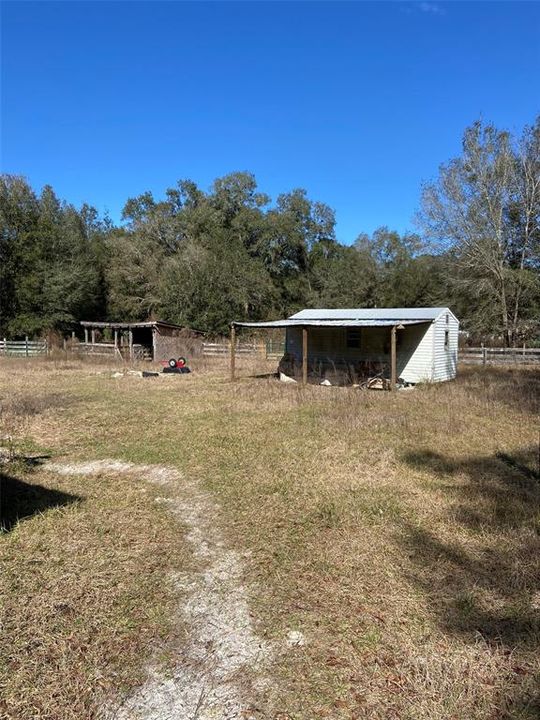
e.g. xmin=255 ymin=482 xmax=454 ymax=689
xmin=84 ymin=328 xmax=88 ymax=344
xmin=230 ymin=324 xmax=236 ymax=381
xmin=128 ymin=329 xmax=133 ymax=361
xmin=91 ymin=329 xmax=96 ymax=345
xmin=390 ymin=325 xmax=397 ymax=390
xmin=114 ymin=329 xmax=118 ymax=348
xmin=302 ymin=326 xmax=308 ymax=386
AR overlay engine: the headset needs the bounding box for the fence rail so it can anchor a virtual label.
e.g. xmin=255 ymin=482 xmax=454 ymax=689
xmin=1 ymin=337 xmax=537 ymax=366
xmin=459 ymin=346 xmax=540 ymax=365
xmin=202 ymin=342 xmax=259 ymax=356
xmin=0 ymin=338 xmax=48 ymax=357
xmin=265 ymin=339 xmax=286 ymax=359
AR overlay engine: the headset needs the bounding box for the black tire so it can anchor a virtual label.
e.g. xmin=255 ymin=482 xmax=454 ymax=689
xmin=168 ymin=358 xmax=177 ymax=368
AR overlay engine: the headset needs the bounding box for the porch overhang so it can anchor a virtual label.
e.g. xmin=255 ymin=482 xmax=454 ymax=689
xmin=230 ymin=318 xmax=431 ymax=388
xmin=231 ymin=319 xmax=429 ymax=328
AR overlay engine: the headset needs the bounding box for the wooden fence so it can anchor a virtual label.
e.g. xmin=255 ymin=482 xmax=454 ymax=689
xmin=0 ymin=338 xmax=48 ymax=357
xmin=265 ymin=339 xmax=286 ymax=360
xmin=1 ymin=337 xmax=537 ymax=366
xmin=203 ymin=341 xmax=540 ymax=366
xmin=202 ymin=340 xmax=286 ymax=360
xmin=202 ymin=342 xmax=259 ymax=357
xmin=459 ymin=346 xmax=540 ymax=365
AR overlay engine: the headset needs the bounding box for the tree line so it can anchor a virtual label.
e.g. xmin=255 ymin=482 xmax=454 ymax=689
xmin=1 ymin=118 xmax=538 ymax=344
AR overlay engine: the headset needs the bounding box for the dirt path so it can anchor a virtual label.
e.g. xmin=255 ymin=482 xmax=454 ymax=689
xmin=47 ymin=459 xmax=270 ymax=720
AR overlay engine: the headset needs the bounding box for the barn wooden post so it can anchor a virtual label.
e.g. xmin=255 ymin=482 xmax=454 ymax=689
xmin=91 ymin=329 xmax=96 ymax=345
xmin=114 ymin=329 xmax=118 ymax=348
xmin=128 ymin=329 xmax=134 ymax=361
xmin=302 ymin=326 xmax=308 ymax=386
xmin=84 ymin=328 xmax=88 ymax=344
xmin=25 ymin=335 xmax=29 ymax=357
xmin=230 ymin=324 xmax=236 ymax=381
xmin=390 ymin=325 xmax=397 ymax=390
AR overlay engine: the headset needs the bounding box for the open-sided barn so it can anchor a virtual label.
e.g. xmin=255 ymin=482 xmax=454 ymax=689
xmin=232 ymin=307 xmax=459 ymax=387
xmin=79 ymin=320 xmax=203 ymax=361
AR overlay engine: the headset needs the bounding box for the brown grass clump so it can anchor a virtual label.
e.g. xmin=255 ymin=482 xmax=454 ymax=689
xmin=0 ymin=359 xmax=538 ymax=719
xmin=0 ymin=462 xmax=191 ymax=719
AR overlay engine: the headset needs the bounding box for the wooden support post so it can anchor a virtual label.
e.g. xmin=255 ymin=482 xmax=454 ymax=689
xmin=91 ymin=329 xmax=96 ymax=345
xmin=84 ymin=328 xmax=88 ymax=344
xmin=128 ymin=329 xmax=133 ymax=362
xmin=25 ymin=335 xmax=29 ymax=357
xmin=390 ymin=325 xmax=397 ymax=390
xmin=114 ymin=329 xmax=118 ymax=348
xmin=302 ymin=326 xmax=308 ymax=386
xmin=230 ymin=324 xmax=236 ymax=381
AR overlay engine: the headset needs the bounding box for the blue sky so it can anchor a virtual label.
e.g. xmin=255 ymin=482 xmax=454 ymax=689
xmin=1 ymin=1 xmax=539 ymax=244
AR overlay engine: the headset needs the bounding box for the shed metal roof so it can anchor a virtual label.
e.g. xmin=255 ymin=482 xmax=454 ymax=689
xmin=234 ymin=319 xmax=429 ymax=329
xmin=290 ymin=307 xmax=449 ymax=321
xmin=80 ymin=320 xmax=185 ymax=330
xmin=233 ymin=307 xmax=453 ymax=329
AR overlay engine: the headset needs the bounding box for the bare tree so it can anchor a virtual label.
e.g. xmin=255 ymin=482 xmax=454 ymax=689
xmin=419 ymin=119 xmax=540 ymax=345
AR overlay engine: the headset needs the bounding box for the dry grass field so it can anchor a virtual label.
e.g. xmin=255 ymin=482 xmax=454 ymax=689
xmin=0 ymin=355 xmax=539 ymax=719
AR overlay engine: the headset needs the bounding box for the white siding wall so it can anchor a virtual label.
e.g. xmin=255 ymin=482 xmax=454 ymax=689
xmin=432 ymin=311 xmax=459 ymax=381
xmin=398 ymin=323 xmax=435 ymax=383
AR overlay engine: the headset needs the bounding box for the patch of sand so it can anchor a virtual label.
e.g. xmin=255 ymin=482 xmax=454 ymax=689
xmin=46 ymin=458 xmax=269 ymax=720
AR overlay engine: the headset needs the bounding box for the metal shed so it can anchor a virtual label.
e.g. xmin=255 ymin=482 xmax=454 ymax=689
xmin=231 ymin=307 xmax=459 ymax=389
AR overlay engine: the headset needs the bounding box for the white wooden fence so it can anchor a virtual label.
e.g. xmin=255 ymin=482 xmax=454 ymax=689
xmin=459 ymin=346 xmax=540 ymax=365
xmin=0 ymin=338 xmax=48 ymax=357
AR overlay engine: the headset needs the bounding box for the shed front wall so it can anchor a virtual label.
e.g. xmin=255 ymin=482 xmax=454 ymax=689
xmin=285 ymin=323 xmax=435 ymax=383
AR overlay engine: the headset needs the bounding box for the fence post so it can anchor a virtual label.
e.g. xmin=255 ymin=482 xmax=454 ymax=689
xmin=481 ymin=343 xmax=486 ymax=367
xmin=25 ymin=335 xmax=29 ymax=357
xmin=230 ymin=324 xmax=236 ymax=381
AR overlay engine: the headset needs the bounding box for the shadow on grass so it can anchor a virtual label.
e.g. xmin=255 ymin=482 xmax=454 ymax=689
xmin=247 ymin=372 xmax=279 ymax=380
xmin=401 ymin=447 xmax=540 ymax=715
xmin=1 ymin=465 xmax=81 ymax=533
xmin=402 ymin=447 xmax=539 ymax=645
